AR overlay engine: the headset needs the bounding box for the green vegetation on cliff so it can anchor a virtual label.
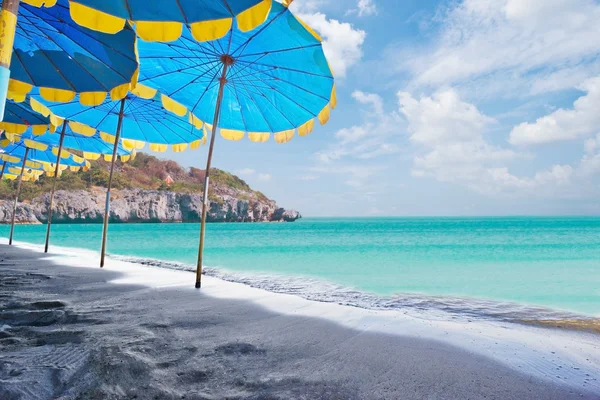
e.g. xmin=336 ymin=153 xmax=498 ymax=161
xmin=0 ymin=153 xmax=266 ymax=203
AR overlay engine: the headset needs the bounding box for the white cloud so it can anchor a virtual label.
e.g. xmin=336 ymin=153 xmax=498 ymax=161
xmin=509 ymin=76 xmax=600 ymax=146
xmin=316 ymin=90 xmax=402 ymax=166
xmin=357 ymin=0 xmax=377 ymax=16
xmin=346 ymin=0 xmax=378 ymax=17
xmin=398 ymin=0 xmax=600 ymax=97
xmin=238 ymin=168 xmax=255 ymax=176
xmin=294 ymin=13 xmax=366 ymax=77
xmin=257 ymin=173 xmax=272 ymax=182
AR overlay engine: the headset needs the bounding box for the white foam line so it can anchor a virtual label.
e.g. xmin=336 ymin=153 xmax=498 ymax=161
xmin=3 ymin=238 xmax=599 ymax=395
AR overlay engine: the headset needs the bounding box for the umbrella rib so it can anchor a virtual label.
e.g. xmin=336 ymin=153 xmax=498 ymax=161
xmin=231 ymin=61 xmax=331 ymax=103
xmin=34 ymin=4 xmax=136 ymax=85
xmin=233 ymin=81 xmax=274 ymax=132
xmin=37 ymin=49 xmax=79 ymax=92
xmin=231 ymin=8 xmax=288 ymax=57
xmin=237 ymin=79 xmax=294 ymax=131
xmin=235 ymin=58 xmax=333 ymax=79
xmin=235 ymin=44 xmax=322 ymax=59
xmin=162 ymin=61 xmax=223 ymax=98
xmin=228 ymin=81 xmax=250 ymax=132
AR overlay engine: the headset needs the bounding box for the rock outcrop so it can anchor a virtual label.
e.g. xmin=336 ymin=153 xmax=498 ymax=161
xmin=0 ymin=188 xmax=301 ymax=224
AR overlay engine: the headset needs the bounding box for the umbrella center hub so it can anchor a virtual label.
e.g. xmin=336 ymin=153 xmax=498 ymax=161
xmin=220 ymin=54 xmax=235 ymax=66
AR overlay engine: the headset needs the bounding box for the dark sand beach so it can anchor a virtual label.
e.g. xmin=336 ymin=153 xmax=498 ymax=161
xmin=0 ymin=244 xmax=596 ymax=399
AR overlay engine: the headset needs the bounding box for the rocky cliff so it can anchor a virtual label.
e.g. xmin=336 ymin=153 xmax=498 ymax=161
xmin=0 ymin=153 xmax=301 ymax=224
xmin=0 ymin=188 xmax=301 ymax=224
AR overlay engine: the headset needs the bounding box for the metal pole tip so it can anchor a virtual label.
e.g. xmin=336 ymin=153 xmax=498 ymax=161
xmin=195 ymin=282 xmax=201 ymax=289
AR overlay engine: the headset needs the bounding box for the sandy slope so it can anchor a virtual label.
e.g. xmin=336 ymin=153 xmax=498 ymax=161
xmin=0 ymin=245 xmax=597 ymax=399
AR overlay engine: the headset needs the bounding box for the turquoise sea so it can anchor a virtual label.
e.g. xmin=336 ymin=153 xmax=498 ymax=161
xmin=2 ymin=217 xmax=599 ymax=319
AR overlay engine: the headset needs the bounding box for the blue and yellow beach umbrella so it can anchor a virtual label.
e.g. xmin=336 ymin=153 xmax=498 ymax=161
xmin=0 ymin=136 xmax=87 ymax=245
xmin=22 ymin=0 xmax=272 ymax=42
xmin=138 ymin=1 xmax=336 ymax=287
xmin=29 ymin=86 xmax=206 ymax=266
xmin=0 ymin=0 xmax=138 ymax=119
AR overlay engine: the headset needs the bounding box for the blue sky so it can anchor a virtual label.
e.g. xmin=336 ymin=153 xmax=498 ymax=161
xmin=168 ymin=0 xmax=600 ymax=217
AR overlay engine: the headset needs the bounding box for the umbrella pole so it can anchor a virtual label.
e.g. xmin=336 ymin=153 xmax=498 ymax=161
xmin=100 ymin=99 xmax=125 ymax=268
xmin=195 ymin=61 xmax=230 ymax=289
xmin=0 ymin=161 xmax=6 ymax=180
xmin=9 ymin=146 xmax=28 ymax=245
xmin=44 ymin=120 xmax=67 ymax=253
xmin=0 ymin=0 xmax=20 ymax=120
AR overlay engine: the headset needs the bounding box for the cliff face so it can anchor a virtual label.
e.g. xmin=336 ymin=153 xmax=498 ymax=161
xmin=0 ymin=188 xmax=301 ymax=224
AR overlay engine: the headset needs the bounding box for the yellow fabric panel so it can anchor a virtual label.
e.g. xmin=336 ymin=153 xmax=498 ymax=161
xmin=131 ymin=83 xmax=157 ymax=100
xmin=161 ymin=95 xmax=187 ymax=117
xmin=80 ymin=91 xmax=107 ymax=106
xmin=70 ymin=166 xmax=81 ymax=172
xmin=330 ymin=85 xmax=337 ymax=109
xmin=298 ymin=119 xmax=314 ymax=137
xmin=103 ymin=154 xmax=114 ymax=162
xmin=52 ymin=147 xmax=71 ymax=159
xmin=295 ymin=16 xmax=322 ymax=42
xmin=69 ymin=1 xmax=125 ymax=34
xmin=59 ymin=164 xmax=69 ymax=171
xmin=21 ymin=0 xmax=58 ymax=7
xmin=0 ymin=122 xmax=27 ymax=134
xmin=0 ymin=10 xmax=17 ymax=67
xmin=189 ymin=113 xmax=204 ymax=129
xmin=121 ymin=140 xmax=135 ymax=151
xmin=190 ymin=18 xmax=232 ymax=42
xmin=190 ymin=140 xmax=202 ymax=150
xmin=130 ymin=150 xmax=137 ymax=161
xmin=41 ymin=163 xmax=55 ymax=172
xmin=7 ymin=91 xmax=26 ymax=103
xmin=72 ymin=155 xmax=85 ymax=163
xmin=4 ymin=132 xmax=17 ymax=142
xmin=202 ymin=135 xmax=207 ymax=145
xmin=274 ymin=129 xmax=295 ymax=144
xmin=8 ymin=166 xmax=21 ymax=175
xmin=8 ymin=79 xmax=33 ymax=96
xmin=237 ymin=0 xmax=271 ymax=32
xmin=50 ymin=114 xmax=65 ymax=128
xmin=40 ymin=87 xmax=76 ymax=102
xmin=136 ymin=21 xmax=182 ymax=42
xmin=100 ymin=131 xmax=116 ymax=144
xmin=30 ymin=98 xmax=51 ymax=117
xmin=120 ymin=154 xmax=131 ymax=162
xmin=1 ymin=155 xmax=20 ymax=163
xmin=21 ymin=175 xmax=32 ymax=182
xmin=25 ymin=160 xmax=42 ymax=169
xmin=109 ymin=82 xmax=129 ymax=101
xmin=46 ymin=171 xmax=55 ymax=177
xmin=172 ymin=143 xmax=188 ymax=152
xmin=281 ymin=0 xmax=293 ymax=6
xmin=318 ymin=104 xmax=330 ymax=125
xmin=220 ymin=129 xmax=245 ymax=141
xmin=248 ymin=132 xmax=270 ymax=143
xmin=23 ymin=139 xmax=49 ymax=151
xmin=83 ymin=152 xmax=101 ymax=161
xmin=69 ymin=121 xmax=97 ymax=137
xmin=5 ymin=174 xmax=17 ymax=180
xmin=31 ymin=125 xmax=48 ymax=135
xmin=149 ymin=143 xmax=168 ymax=152
xmin=1 ymin=139 xmax=11 ymax=147
xmin=122 ymin=139 xmax=145 ymax=150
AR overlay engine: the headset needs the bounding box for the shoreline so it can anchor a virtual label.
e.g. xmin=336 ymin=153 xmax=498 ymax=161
xmin=0 ymin=240 xmax=599 ymax=398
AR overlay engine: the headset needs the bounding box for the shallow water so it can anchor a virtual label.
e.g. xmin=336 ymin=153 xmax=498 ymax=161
xmin=2 ymin=217 xmax=599 ymax=318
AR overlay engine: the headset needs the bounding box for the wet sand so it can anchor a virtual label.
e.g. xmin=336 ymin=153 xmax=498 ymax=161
xmin=0 ymin=244 xmax=596 ymax=399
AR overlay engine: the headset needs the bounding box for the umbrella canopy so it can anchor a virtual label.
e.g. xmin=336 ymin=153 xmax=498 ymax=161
xmin=3 ymin=0 xmax=139 ymax=105
xmin=29 ymin=87 xmax=205 ymax=150
xmin=27 ymin=86 xmax=204 ymax=264
xmin=138 ymin=1 xmax=335 ymax=143
xmin=0 ymin=98 xmax=52 ymax=135
xmin=0 ymin=139 xmax=88 ymax=168
xmin=137 ymin=1 xmax=335 ymax=288
xmin=26 ymin=0 xmax=273 ymax=42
